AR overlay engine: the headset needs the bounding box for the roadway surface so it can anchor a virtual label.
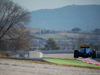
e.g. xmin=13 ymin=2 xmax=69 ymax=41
xmin=94 ymin=58 xmax=100 ymax=62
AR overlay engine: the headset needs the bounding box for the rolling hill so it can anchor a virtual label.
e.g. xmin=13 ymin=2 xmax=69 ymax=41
xmin=28 ymin=5 xmax=100 ymax=30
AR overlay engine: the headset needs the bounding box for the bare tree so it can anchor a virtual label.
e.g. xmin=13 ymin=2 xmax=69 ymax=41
xmin=0 ymin=0 xmax=30 ymax=39
xmin=0 ymin=0 xmax=32 ymax=52
xmin=8 ymin=26 xmax=32 ymax=51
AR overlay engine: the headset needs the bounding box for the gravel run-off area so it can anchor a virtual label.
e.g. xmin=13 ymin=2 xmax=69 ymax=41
xmin=0 ymin=59 xmax=100 ymax=75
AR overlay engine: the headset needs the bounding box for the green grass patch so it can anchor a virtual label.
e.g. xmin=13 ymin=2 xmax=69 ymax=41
xmin=37 ymin=34 xmax=67 ymax=41
xmin=43 ymin=58 xmax=100 ymax=68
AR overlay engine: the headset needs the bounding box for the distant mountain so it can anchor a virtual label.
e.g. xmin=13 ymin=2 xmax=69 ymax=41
xmin=28 ymin=5 xmax=100 ymax=30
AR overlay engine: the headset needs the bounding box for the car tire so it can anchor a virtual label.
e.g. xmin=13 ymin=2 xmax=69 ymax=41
xmin=74 ymin=50 xmax=79 ymax=58
xmin=92 ymin=50 xmax=96 ymax=58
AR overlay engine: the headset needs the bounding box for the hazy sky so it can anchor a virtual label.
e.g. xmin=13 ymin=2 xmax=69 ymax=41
xmin=13 ymin=0 xmax=100 ymax=11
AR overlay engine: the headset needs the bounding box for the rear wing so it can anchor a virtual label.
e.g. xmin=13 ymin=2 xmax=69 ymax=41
xmin=80 ymin=46 xmax=90 ymax=48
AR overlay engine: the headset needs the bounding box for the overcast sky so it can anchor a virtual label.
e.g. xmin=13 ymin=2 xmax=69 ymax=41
xmin=12 ymin=0 xmax=100 ymax=11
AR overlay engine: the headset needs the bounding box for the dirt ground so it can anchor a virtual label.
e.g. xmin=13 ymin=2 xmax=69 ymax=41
xmin=0 ymin=59 xmax=100 ymax=75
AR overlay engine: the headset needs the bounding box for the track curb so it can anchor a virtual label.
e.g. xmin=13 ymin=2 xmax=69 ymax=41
xmin=77 ymin=58 xmax=100 ymax=66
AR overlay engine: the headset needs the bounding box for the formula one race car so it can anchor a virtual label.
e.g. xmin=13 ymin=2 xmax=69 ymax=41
xmin=74 ymin=46 xmax=97 ymax=58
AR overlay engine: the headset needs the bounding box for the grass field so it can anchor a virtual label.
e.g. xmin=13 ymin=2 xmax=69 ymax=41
xmin=44 ymin=58 xmax=100 ymax=68
xmin=38 ymin=34 xmax=68 ymax=40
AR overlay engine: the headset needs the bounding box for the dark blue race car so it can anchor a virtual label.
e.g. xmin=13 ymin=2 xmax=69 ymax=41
xmin=74 ymin=46 xmax=97 ymax=58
